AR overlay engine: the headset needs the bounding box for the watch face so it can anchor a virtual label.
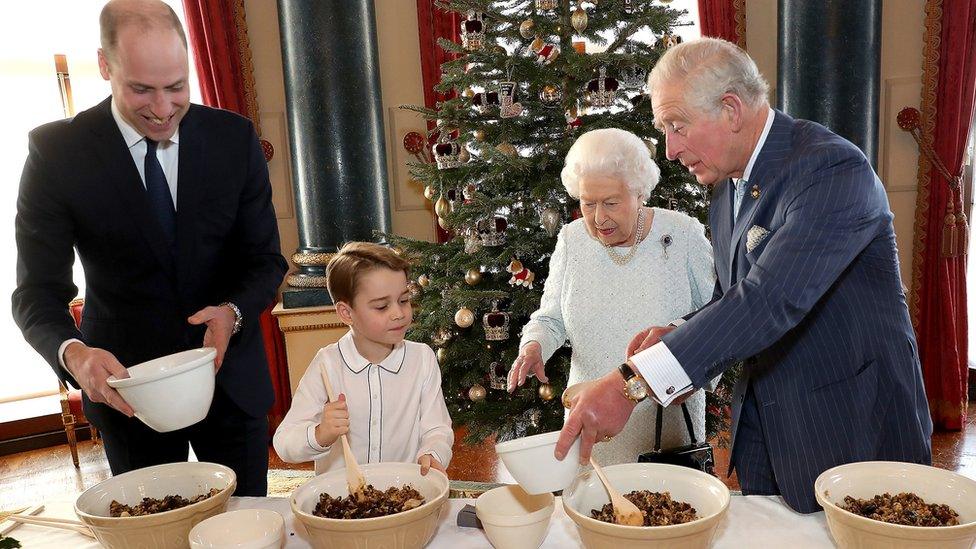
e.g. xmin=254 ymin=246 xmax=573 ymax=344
xmin=626 ymin=378 xmax=648 ymax=400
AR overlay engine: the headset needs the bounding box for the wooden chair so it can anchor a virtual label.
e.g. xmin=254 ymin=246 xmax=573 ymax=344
xmin=60 ymin=297 xmax=98 ymax=468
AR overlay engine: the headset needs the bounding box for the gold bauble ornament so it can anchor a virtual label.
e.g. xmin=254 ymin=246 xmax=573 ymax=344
xmin=519 ymin=18 xmax=536 ymax=39
xmin=436 ymin=347 xmax=447 ymax=363
xmin=454 ymin=306 xmax=475 ymax=328
xmin=538 ymin=383 xmax=556 ymax=401
xmin=418 ymin=274 xmax=430 ymax=287
xmin=434 ymin=195 xmax=451 ymax=217
xmin=473 ymin=129 xmax=486 ymax=142
xmin=438 ymin=216 xmax=450 ymax=230
xmin=459 ymin=147 xmax=471 ymax=163
xmin=531 ymin=36 xmax=544 ymax=52
xmin=462 ymin=87 xmax=475 ymax=98
xmin=571 ymin=7 xmax=588 ymax=33
xmin=423 ymin=185 xmax=436 ymax=200
xmin=496 ymin=142 xmax=517 ymax=156
xmin=468 ymin=384 xmax=487 ymax=402
xmin=464 ymin=268 xmax=482 ymax=286
xmin=493 ymin=45 xmax=508 ymax=56
xmin=659 ymin=0 xmax=673 ymax=3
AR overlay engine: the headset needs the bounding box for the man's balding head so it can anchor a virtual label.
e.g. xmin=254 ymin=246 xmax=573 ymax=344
xmin=99 ymin=0 xmax=187 ymax=66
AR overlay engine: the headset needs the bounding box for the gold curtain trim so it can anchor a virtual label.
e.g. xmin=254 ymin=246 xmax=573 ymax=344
xmin=908 ymin=0 xmax=943 ymax=329
xmin=280 ymin=322 xmax=347 ymax=333
xmin=232 ymin=0 xmax=262 ymax=136
xmin=733 ymin=0 xmax=747 ymax=50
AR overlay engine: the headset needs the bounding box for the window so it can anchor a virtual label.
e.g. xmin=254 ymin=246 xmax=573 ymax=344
xmin=0 ymin=1 xmax=200 ymax=416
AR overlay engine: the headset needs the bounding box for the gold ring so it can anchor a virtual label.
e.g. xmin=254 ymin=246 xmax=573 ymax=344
xmin=602 ymin=435 xmax=613 ymax=443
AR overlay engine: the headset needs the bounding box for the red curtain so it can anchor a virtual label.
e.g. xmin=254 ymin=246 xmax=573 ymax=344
xmin=182 ymin=0 xmax=260 ymax=128
xmin=182 ymin=0 xmax=291 ymax=433
xmin=697 ymin=0 xmax=746 ymax=48
xmin=911 ymin=0 xmax=976 ymax=430
xmin=416 ymin=1 xmax=460 ymax=243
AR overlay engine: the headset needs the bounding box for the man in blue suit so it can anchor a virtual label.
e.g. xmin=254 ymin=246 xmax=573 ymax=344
xmin=12 ymin=0 xmax=286 ymax=495
xmin=555 ymin=38 xmax=932 ymax=513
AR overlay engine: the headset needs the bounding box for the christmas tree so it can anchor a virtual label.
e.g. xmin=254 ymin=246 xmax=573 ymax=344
xmin=389 ymin=0 xmax=733 ymax=444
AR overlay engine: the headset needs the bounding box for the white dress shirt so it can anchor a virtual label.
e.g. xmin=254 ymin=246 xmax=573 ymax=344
xmin=273 ymin=332 xmax=454 ymax=474
xmin=633 ymin=107 xmax=775 ymax=406
xmin=57 ymin=100 xmax=182 ymax=369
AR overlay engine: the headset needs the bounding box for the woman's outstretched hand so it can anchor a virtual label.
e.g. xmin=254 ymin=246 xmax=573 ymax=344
xmin=508 ymin=341 xmax=548 ymax=392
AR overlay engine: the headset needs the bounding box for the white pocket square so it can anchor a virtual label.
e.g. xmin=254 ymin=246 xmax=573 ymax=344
xmin=746 ymin=225 xmax=771 ymax=253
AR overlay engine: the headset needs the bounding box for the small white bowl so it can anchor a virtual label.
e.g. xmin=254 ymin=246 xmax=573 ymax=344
xmin=188 ymin=509 xmax=284 ymax=549
xmin=476 ymin=485 xmax=554 ymax=549
xmin=75 ymin=462 xmax=236 ymax=549
xmin=562 ymin=463 xmax=730 ymax=549
xmin=815 ymin=461 xmax=976 ymax=549
xmin=107 ymin=347 xmax=216 ymax=432
xmin=495 ymin=431 xmax=580 ymax=495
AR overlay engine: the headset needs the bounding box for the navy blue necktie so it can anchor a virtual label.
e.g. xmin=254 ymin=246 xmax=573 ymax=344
xmin=144 ymin=139 xmax=177 ymax=248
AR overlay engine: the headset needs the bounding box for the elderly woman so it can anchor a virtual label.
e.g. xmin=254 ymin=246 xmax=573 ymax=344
xmin=508 ymin=128 xmax=714 ymax=465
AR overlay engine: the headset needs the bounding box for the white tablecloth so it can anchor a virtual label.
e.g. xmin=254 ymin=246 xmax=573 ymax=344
xmin=2 ymin=495 xmax=835 ymax=548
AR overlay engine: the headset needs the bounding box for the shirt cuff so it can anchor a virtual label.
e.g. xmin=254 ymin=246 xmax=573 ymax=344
xmin=306 ymin=423 xmax=331 ymax=453
xmin=58 ymin=338 xmax=83 ymax=369
xmin=417 ymin=449 xmax=442 ymax=465
xmin=668 ymin=318 xmax=686 ymax=327
xmin=631 ymin=341 xmax=694 ymax=406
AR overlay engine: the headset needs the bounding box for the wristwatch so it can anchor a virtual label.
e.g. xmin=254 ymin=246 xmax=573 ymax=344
xmin=618 ymin=363 xmax=651 ymax=402
xmin=221 ymin=301 xmax=243 ymax=335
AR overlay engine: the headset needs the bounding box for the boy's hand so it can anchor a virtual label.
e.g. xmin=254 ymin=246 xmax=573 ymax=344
xmin=314 ymin=393 xmax=350 ymax=448
xmin=418 ymin=454 xmax=445 ymax=476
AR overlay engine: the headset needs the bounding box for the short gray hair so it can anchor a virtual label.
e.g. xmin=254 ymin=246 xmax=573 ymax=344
xmin=649 ymin=37 xmax=769 ymax=115
xmin=561 ymin=128 xmax=661 ymax=200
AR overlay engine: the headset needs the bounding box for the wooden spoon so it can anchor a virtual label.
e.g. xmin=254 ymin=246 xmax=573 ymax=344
xmin=589 ymin=457 xmax=644 ymax=526
xmin=319 ymin=368 xmax=367 ymax=497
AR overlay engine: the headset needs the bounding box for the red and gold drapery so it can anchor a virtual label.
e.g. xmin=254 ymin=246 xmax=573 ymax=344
xmin=416 ymin=1 xmax=460 ymax=243
xmin=697 ymin=0 xmax=746 ymax=48
xmin=182 ymin=0 xmax=291 ymax=433
xmin=910 ymin=0 xmax=976 ymax=430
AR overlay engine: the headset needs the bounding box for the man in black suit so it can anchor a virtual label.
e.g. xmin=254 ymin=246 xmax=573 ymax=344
xmin=12 ymin=0 xmax=287 ymax=496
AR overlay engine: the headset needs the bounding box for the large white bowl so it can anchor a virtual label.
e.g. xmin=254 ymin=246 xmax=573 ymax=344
xmin=75 ymin=461 xmax=236 ymax=549
xmin=815 ymin=461 xmax=976 ymax=549
xmin=188 ymin=509 xmax=284 ymax=549
xmin=562 ymin=463 xmax=730 ymax=549
xmin=290 ymin=462 xmax=449 ymax=549
xmin=495 ymin=431 xmax=581 ymax=494
xmin=108 ymin=347 xmax=217 ymax=432
xmin=476 ymin=484 xmax=554 ymax=549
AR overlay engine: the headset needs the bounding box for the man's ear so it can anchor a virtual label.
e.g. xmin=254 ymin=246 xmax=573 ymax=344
xmin=335 ymin=300 xmax=354 ymax=326
xmin=97 ymin=48 xmax=112 ymax=81
xmin=720 ymin=93 xmax=746 ymax=132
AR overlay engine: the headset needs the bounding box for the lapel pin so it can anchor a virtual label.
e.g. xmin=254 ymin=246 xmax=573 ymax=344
xmin=750 ymin=184 xmax=761 ymax=199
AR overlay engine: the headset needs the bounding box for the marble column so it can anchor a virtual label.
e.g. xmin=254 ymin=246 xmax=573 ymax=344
xmin=278 ymin=0 xmax=392 ymax=307
xmin=777 ymin=0 xmax=882 ymax=168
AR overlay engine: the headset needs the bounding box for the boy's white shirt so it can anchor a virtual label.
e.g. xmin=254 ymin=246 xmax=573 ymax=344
xmin=273 ymin=331 xmax=454 ymax=475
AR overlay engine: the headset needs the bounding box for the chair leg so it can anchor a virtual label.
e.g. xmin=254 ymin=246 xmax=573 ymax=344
xmin=66 ymin=422 xmax=79 ymax=468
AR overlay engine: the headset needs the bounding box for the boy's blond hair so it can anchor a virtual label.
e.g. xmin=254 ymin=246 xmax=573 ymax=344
xmin=326 ymin=242 xmax=411 ymax=305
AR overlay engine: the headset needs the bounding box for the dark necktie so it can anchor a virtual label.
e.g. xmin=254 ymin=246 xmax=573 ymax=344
xmin=144 ymin=138 xmax=177 ymax=248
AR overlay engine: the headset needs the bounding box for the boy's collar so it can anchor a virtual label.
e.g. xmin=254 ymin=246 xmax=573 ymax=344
xmin=337 ymin=331 xmax=406 ymax=374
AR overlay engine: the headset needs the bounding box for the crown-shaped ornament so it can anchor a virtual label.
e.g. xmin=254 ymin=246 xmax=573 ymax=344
xmin=460 ymin=11 xmax=485 ymax=52
xmin=483 ymin=301 xmax=510 ymax=341
xmin=432 ymin=136 xmax=462 ymax=169
xmin=488 ymin=361 xmax=508 ymax=390
xmin=477 ymin=215 xmax=508 ymax=247
xmin=585 ymin=66 xmax=619 ymax=108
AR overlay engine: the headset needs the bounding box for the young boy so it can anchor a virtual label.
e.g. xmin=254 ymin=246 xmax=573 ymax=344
xmin=273 ymin=242 xmax=454 ymax=475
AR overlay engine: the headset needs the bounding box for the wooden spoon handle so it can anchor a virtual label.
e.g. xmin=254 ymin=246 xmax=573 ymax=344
xmin=318 ymin=366 xmax=366 ymax=493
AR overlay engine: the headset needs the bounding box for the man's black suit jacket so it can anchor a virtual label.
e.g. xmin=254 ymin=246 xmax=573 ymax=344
xmin=12 ymin=97 xmax=288 ymax=418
